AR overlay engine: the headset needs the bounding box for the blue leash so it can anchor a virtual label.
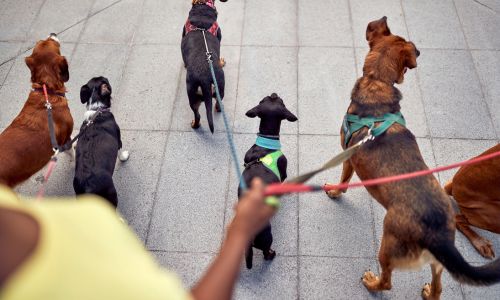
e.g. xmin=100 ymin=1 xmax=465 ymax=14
xmin=201 ymin=30 xmax=247 ymax=190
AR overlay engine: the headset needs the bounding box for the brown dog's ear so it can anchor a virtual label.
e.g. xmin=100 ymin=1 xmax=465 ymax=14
xmin=56 ymin=56 xmax=69 ymax=82
xmin=402 ymin=44 xmax=419 ymax=69
xmin=366 ymin=16 xmax=391 ymax=45
xmin=246 ymin=105 xmax=260 ymax=118
xmin=25 ymin=56 xmax=36 ymax=81
xmin=80 ymin=84 xmax=92 ymax=104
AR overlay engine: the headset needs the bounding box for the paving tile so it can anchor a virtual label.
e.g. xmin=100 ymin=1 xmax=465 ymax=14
xmin=242 ymin=0 xmax=297 ymax=46
xmin=463 ymin=277 xmax=500 ymax=299
xmin=225 ymin=133 xmax=299 ymax=256
xmin=350 ymin=0 xmax=408 ymax=48
xmin=90 ymin=0 xmax=120 ymax=14
xmin=27 ymin=0 xmax=94 ymax=43
xmin=217 ymin=0 xmax=245 ymax=46
xmin=0 ymin=0 xmax=44 ymax=41
xmin=170 ymin=46 xmax=240 ymax=133
xmin=147 ymin=131 xmax=229 ymax=252
xmin=114 ymin=130 xmax=168 ymax=241
xmin=0 ymin=43 xmax=75 ymax=128
xmin=234 ymin=46 xmax=298 ymax=135
xmin=134 ymin=0 xmax=189 ymax=45
xmin=153 ymin=251 xmax=214 ymax=289
xmin=113 ymin=44 xmax=182 ymax=131
xmin=80 ymin=0 xmax=142 ymax=44
xmin=298 ymin=47 xmax=356 ymax=135
xmin=454 ymin=0 xmax=500 ymax=50
xmin=299 ymin=135 xmax=376 ymax=257
xmin=355 ymin=48 xmax=428 ymax=138
xmin=471 ymin=50 xmax=500 ymax=138
xmin=298 ymin=0 xmax=352 ymax=47
xmin=300 ymin=256 xmax=379 ymax=300
xmin=0 ymin=42 xmax=22 ymax=86
xmin=233 ymin=256 xmax=298 ymax=300
xmin=431 ymin=138 xmax=497 ymax=186
xmin=417 ymin=49 xmax=496 ymax=139
xmin=65 ymin=43 xmax=129 ymax=128
xmin=402 ymin=0 xmax=467 ymax=49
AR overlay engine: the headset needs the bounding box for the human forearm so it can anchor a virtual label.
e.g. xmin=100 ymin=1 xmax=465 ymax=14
xmin=191 ymin=225 xmax=249 ymax=300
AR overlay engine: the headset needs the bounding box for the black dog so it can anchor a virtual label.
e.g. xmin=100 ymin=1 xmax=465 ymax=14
xmin=181 ymin=0 xmax=227 ymax=133
xmin=238 ymin=93 xmax=298 ymax=269
xmin=73 ymin=77 xmax=129 ymax=207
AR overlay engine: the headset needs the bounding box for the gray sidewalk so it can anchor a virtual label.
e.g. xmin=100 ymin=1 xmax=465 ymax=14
xmin=1 ymin=0 xmax=500 ymax=299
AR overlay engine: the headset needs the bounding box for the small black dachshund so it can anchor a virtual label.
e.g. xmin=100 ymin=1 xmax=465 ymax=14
xmin=239 ymin=93 xmax=298 ymax=269
xmin=181 ymin=0 xmax=227 ymax=133
xmin=73 ymin=77 xmax=129 ymax=207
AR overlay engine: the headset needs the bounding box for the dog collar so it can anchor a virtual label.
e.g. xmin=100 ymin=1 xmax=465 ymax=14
xmin=342 ymin=112 xmax=406 ymax=147
xmin=32 ymin=88 xmax=65 ymax=97
xmin=184 ymin=20 xmax=219 ymax=37
xmin=256 ymin=135 xmax=281 ymax=150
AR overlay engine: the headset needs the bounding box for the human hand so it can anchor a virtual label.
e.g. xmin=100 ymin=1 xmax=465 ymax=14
xmin=230 ymin=178 xmax=277 ymax=239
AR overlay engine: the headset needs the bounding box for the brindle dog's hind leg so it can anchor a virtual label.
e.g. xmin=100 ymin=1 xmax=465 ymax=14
xmin=363 ymin=231 xmax=399 ymax=292
xmin=326 ymin=160 xmax=354 ymax=199
xmin=422 ymin=262 xmax=443 ymax=300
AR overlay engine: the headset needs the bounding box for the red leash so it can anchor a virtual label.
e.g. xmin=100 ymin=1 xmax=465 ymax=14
xmin=36 ymin=84 xmax=60 ymax=200
xmin=264 ymin=149 xmax=500 ymax=196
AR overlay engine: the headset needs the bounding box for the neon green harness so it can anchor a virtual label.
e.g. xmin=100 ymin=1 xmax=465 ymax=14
xmin=259 ymin=150 xmax=283 ymax=181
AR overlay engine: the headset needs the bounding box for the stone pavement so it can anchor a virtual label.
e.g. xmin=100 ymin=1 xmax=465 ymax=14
xmin=1 ymin=0 xmax=500 ymax=298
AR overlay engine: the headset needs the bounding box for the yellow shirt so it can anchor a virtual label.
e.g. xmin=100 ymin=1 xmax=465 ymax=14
xmin=0 ymin=186 xmax=191 ymax=300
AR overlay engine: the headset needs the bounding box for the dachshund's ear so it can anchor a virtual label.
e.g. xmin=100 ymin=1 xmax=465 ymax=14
xmin=283 ymin=109 xmax=298 ymax=122
xmin=245 ymin=105 xmax=260 ymax=118
xmin=25 ymin=56 xmax=36 ymax=81
xmin=80 ymin=84 xmax=91 ymax=104
xmin=56 ymin=56 xmax=69 ymax=82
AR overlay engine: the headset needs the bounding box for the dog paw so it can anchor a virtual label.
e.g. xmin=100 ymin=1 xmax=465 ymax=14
xmin=421 ymin=283 xmax=431 ymax=299
xmin=472 ymin=237 xmax=495 ymax=259
xmin=219 ymin=57 xmax=226 ymax=68
xmin=326 ymin=186 xmax=343 ymax=199
xmin=118 ymin=150 xmax=130 ymax=162
xmin=362 ymin=270 xmax=380 ymax=290
xmin=263 ymin=249 xmax=276 ymax=261
xmin=191 ymin=120 xmax=201 ymax=129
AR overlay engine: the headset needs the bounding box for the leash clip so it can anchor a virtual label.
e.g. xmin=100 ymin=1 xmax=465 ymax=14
xmin=45 ymin=101 xmax=52 ymax=110
xmin=358 ymin=124 xmax=375 ymax=145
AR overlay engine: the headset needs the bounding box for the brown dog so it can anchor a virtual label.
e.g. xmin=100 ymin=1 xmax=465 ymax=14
xmin=326 ymin=17 xmax=500 ymax=299
xmin=444 ymin=144 xmax=500 ymax=259
xmin=0 ymin=34 xmax=73 ymax=187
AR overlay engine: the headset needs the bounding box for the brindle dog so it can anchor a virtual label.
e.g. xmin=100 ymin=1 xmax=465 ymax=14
xmin=326 ymin=17 xmax=500 ymax=299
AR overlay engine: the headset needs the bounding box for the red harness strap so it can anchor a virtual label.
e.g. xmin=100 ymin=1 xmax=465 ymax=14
xmin=184 ymin=19 xmax=219 ymax=37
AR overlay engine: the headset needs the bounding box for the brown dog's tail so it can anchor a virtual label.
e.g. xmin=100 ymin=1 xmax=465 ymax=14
xmin=443 ymin=180 xmax=453 ymax=195
xmin=427 ymin=238 xmax=500 ymax=285
xmin=201 ymin=82 xmax=214 ymax=133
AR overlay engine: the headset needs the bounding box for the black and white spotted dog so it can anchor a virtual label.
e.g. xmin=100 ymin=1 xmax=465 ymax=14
xmin=73 ymin=76 xmax=129 ymax=207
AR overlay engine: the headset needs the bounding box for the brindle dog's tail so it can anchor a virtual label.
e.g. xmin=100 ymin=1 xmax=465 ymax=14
xmin=201 ymin=82 xmax=214 ymax=133
xmin=427 ymin=238 xmax=500 ymax=285
xmin=245 ymin=245 xmax=253 ymax=269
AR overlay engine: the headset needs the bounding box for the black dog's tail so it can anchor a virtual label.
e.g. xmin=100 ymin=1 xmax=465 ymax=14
xmin=245 ymin=244 xmax=253 ymax=269
xmin=201 ymin=82 xmax=214 ymax=133
xmin=427 ymin=238 xmax=500 ymax=285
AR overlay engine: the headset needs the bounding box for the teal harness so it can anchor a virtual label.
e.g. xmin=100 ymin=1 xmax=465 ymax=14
xmin=342 ymin=112 xmax=406 ymax=148
xmin=246 ymin=135 xmax=284 ymax=181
